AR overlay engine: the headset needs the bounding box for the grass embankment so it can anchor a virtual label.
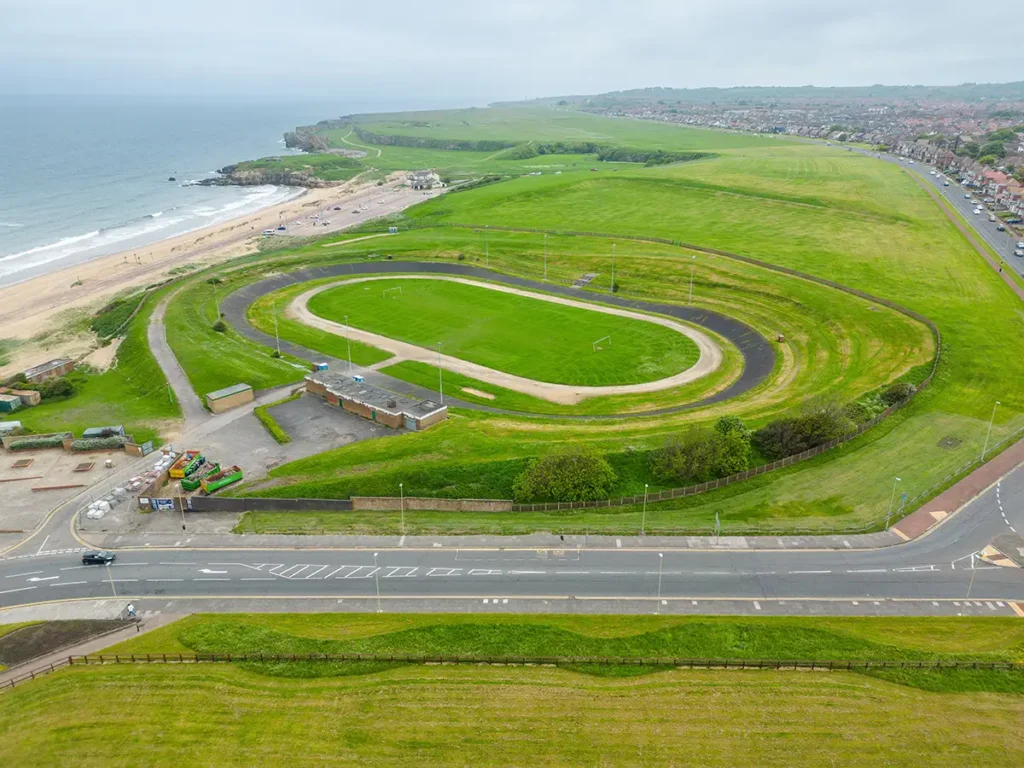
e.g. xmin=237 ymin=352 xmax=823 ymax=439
xmin=253 ymin=394 xmax=299 ymax=444
xmin=12 ymin=286 xmax=180 ymax=444
xmin=3 ymin=614 xmax=1022 ymax=765
xmin=229 ymin=153 xmax=363 ymax=182
xmin=308 ymin=277 xmax=701 ymax=386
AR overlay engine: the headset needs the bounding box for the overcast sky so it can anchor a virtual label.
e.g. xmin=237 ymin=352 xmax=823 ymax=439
xmin=4 ymin=0 xmax=1023 ymax=105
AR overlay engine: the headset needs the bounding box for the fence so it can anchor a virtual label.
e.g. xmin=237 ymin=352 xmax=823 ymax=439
xmin=4 ymin=652 xmax=1021 ymax=691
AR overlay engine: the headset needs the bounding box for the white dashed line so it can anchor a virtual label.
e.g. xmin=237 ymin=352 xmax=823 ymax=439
xmin=4 ymin=571 xmax=43 ymax=578
xmin=51 ymin=581 xmax=86 ymax=587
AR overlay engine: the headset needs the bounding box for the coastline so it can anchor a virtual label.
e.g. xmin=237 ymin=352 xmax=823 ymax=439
xmin=0 ymin=171 xmax=427 ymax=378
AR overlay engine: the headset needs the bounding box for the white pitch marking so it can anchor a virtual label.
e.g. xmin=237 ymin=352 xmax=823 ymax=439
xmin=5 ymin=571 xmax=43 ymax=579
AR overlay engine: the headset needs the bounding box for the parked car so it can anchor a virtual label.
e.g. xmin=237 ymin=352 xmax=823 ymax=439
xmin=82 ymin=551 xmax=115 ymax=565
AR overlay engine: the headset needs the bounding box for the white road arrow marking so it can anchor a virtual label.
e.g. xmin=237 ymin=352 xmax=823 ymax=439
xmin=27 ymin=576 xmax=58 ymax=582
xmin=198 ymin=569 xmax=227 ymax=574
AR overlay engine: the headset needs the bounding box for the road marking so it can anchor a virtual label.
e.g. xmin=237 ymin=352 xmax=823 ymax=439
xmin=427 ymin=568 xmax=463 ymax=577
xmin=616 ymin=539 xmax=622 ymax=548
xmin=102 ymin=579 xmax=138 ymax=583
xmin=468 ymin=569 xmax=502 ymax=576
xmin=1010 ymin=602 xmax=1024 ymax=617
xmin=51 ymin=581 xmax=86 ymax=587
xmin=384 ymin=567 xmax=418 ymax=578
xmin=321 ymin=566 xmax=349 ymax=580
xmin=5 ymin=571 xmax=43 ymax=578
xmin=932 ymin=602 xmax=940 ymax=607
xmin=35 ymin=534 xmax=50 ymax=555
xmin=194 ymin=578 xmax=230 ymax=581
xmin=146 ymin=579 xmax=184 ymax=582
xmin=843 ymin=540 xmax=851 ymax=549
xmin=790 ymin=570 xmax=831 ymax=574
xmin=852 ymin=601 xmax=859 ymax=605
xmin=508 ymin=570 xmax=545 ymax=575
xmin=0 ymin=587 xmax=37 ymax=595
xmin=303 ymin=565 xmax=328 ymax=579
xmin=198 ymin=569 xmax=227 ymax=575
xmin=160 ymin=562 xmax=196 ymax=566
xmin=753 ymin=601 xmax=761 ymax=610
xmin=555 ymin=571 xmax=590 ymax=575
xmin=26 ymin=576 xmax=59 ymax=582
xmin=847 ymin=569 xmax=886 ymax=574
xmin=241 ymin=577 xmax=275 ymax=581
xmin=985 ymin=602 xmax=996 ymax=610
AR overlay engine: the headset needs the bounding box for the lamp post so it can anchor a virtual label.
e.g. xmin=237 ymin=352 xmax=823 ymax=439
xmin=688 ymin=256 xmax=696 ymax=305
xmin=437 ymin=342 xmax=444 ymax=404
xmin=344 ymin=315 xmax=352 ymax=372
xmin=273 ymin=300 xmax=281 ymax=357
xmin=641 ymin=483 xmax=649 ymax=536
xmin=373 ymin=552 xmax=382 ymax=613
xmin=656 ymin=553 xmax=664 ymax=614
xmin=885 ymin=476 xmax=902 ymax=529
xmin=610 ymin=243 xmax=616 ymax=294
xmin=399 ymin=482 xmax=405 ymax=536
xmin=981 ymin=400 xmax=1001 ymax=461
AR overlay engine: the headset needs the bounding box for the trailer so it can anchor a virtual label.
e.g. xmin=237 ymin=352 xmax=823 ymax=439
xmin=168 ymin=450 xmax=202 ymax=479
xmin=181 ymin=462 xmax=220 ymax=492
xmin=201 ymin=465 xmax=243 ymax=494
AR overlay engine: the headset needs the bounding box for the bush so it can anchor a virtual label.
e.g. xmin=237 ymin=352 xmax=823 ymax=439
xmin=37 ymin=376 xmax=75 ymax=400
xmin=8 ymin=435 xmax=68 ymax=450
xmin=212 ymin=320 xmax=227 ymax=333
xmin=651 ymin=417 xmax=751 ymax=484
xmin=880 ymin=381 xmax=916 ymax=407
xmin=753 ymin=398 xmax=856 ymax=460
xmin=71 ymin=436 xmax=127 ymax=451
xmin=512 ymin=444 xmax=617 ymax=503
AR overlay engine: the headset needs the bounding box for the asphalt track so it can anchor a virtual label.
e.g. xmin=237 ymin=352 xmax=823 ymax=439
xmin=221 ymin=261 xmax=776 ymax=419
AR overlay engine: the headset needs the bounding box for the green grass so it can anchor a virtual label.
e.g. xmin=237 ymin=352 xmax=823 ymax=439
xmin=230 ymin=153 xmax=363 ymax=182
xmin=308 ymin=277 xmax=701 ymax=386
xmin=163 ymin=277 xmax=309 ymax=397
xmin=13 ymin=287 xmax=180 ymax=444
xmin=253 ymin=394 xmax=299 ymax=444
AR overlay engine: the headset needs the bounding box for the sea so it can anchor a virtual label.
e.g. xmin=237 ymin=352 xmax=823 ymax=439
xmin=0 ymin=94 xmax=370 ymax=286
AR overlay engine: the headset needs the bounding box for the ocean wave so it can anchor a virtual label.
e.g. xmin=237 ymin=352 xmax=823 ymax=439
xmin=0 ymin=222 xmax=24 ymax=228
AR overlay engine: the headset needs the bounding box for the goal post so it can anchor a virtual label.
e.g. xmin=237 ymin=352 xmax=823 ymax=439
xmin=382 ymin=286 xmax=403 ymax=299
xmin=593 ymin=335 xmax=611 ymax=352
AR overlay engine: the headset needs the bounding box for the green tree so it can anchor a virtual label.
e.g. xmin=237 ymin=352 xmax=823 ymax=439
xmin=512 ymin=444 xmax=618 ymax=503
xmin=980 ymin=140 xmax=1007 ymax=158
xmin=978 ymin=155 xmax=998 ymax=166
xmin=651 ymin=417 xmax=751 ymax=484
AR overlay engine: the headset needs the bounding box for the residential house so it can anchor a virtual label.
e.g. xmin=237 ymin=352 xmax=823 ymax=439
xmin=407 ymin=170 xmax=443 ymax=190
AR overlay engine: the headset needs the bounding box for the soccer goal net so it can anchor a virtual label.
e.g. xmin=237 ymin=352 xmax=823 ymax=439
xmin=593 ymin=335 xmax=611 ymax=352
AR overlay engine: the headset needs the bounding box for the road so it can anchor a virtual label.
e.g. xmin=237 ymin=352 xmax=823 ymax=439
xmin=1 ymin=457 xmax=1021 ymax=615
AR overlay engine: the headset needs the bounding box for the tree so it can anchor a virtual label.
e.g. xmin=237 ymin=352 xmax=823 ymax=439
xmin=37 ymin=376 xmax=75 ymax=400
xmin=512 ymin=444 xmax=618 ymax=503
xmin=979 ymin=140 xmax=1007 ymax=158
xmin=651 ymin=417 xmax=751 ymax=484
xmin=978 ymin=155 xmax=998 ymax=167
xmin=752 ymin=398 xmax=856 ymax=460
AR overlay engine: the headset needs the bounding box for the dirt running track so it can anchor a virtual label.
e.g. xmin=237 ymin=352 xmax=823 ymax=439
xmin=292 ymin=276 xmax=724 ymax=405
xmin=220 ymin=261 xmax=776 ymax=419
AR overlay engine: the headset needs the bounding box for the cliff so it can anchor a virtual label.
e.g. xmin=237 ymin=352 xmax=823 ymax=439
xmin=199 ymin=164 xmax=333 ymax=188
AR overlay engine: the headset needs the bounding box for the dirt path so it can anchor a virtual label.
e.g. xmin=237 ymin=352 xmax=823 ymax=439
xmin=290 ymin=276 xmax=722 ymax=405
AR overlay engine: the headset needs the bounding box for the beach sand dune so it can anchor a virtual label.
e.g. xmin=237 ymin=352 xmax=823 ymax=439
xmin=0 ymin=172 xmax=434 ymax=378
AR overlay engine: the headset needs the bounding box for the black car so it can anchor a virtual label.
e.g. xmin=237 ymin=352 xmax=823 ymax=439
xmin=82 ymin=550 xmax=115 ymax=565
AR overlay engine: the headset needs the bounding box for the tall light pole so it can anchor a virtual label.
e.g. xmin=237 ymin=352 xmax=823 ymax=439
xmin=610 ymin=243 xmax=616 ymax=294
xmin=373 ymin=552 xmax=382 ymax=613
xmin=399 ymin=482 xmax=405 ymax=536
xmin=688 ymin=255 xmax=696 ymax=305
xmin=273 ymin=300 xmax=281 ymax=356
xmin=885 ymin=476 xmax=902 ymax=529
xmin=981 ymin=400 xmax=1001 ymax=461
xmin=655 ymin=553 xmax=664 ymax=614
xmin=437 ymin=342 xmax=444 ymax=404
xmin=344 ymin=315 xmax=352 ymax=372
xmin=641 ymin=483 xmax=649 ymax=536
xmin=543 ymin=234 xmax=548 ymax=281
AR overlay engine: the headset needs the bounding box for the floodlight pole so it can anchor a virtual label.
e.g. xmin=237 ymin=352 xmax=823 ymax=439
xmin=610 ymin=243 xmax=615 ymax=294
xmin=689 ymin=256 xmax=696 ymax=305
xmin=543 ymin=234 xmax=548 ymax=281
xmin=655 ymin=553 xmax=664 ymax=614
xmin=437 ymin=342 xmax=444 ymax=404
xmin=981 ymin=400 xmax=1001 ymax=461
xmin=885 ymin=476 xmax=902 ymax=529
xmin=273 ymin=301 xmax=281 ymax=356
xmin=641 ymin=483 xmax=649 ymax=536
xmin=344 ymin=315 xmax=352 ymax=372
xmin=399 ymin=482 xmax=405 ymax=536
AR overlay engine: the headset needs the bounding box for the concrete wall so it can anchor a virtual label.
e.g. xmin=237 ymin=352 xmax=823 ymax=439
xmin=415 ymin=409 xmax=448 ymax=430
xmin=351 ymin=496 xmax=513 ymax=512
xmin=206 ymin=388 xmax=253 ymax=414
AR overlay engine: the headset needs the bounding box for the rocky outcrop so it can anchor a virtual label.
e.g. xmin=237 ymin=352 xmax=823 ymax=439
xmin=284 ymin=129 xmax=330 ymax=153
xmin=198 ymin=165 xmax=331 ymax=188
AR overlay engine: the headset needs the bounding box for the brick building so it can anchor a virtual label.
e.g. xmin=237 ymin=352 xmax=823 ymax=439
xmin=305 ymin=371 xmax=447 ymax=431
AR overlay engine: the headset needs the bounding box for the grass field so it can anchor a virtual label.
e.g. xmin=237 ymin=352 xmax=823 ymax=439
xmin=3 ymin=613 xmax=1022 ymax=765
xmin=307 ymin=277 xmax=701 ymax=386
xmin=228 ymin=153 xmax=364 ymax=182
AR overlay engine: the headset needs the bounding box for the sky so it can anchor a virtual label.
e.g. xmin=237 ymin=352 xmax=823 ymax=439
xmin=3 ymin=0 xmax=1023 ymax=104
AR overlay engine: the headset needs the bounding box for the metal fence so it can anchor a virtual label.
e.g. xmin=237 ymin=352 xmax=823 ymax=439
xmin=4 ymin=652 xmax=1021 ymax=691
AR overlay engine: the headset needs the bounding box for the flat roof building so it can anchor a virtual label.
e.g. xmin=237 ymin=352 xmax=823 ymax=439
xmin=22 ymin=358 xmax=75 ymax=384
xmin=305 ymin=371 xmax=447 ymax=431
xmin=205 ymin=383 xmax=254 ymax=414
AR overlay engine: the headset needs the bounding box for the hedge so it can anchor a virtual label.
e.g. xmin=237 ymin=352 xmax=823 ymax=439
xmin=70 ymin=436 xmax=128 ymax=452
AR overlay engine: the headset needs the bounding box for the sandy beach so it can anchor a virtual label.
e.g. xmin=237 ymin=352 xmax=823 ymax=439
xmin=0 ymin=172 xmax=436 ymax=378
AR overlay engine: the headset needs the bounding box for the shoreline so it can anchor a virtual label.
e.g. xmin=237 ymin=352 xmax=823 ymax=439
xmin=0 ymin=171 xmax=434 ymax=378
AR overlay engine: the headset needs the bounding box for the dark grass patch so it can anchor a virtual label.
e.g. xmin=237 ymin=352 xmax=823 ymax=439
xmin=0 ymin=620 xmax=125 ymax=668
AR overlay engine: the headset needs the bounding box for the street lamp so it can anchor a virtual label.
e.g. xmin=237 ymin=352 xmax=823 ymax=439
xmin=688 ymin=255 xmax=696 ymax=305
xmin=344 ymin=315 xmax=352 ymax=372
xmin=399 ymin=482 xmax=405 ymax=536
xmin=641 ymin=483 xmax=649 ymax=536
xmin=885 ymin=476 xmax=902 ymax=529
xmin=656 ymin=553 xmax=664 ymax=614
xmin=373 ymin=552 xmax=382 ymax=613
xmin=610 ymin=243 xmax=616 ymax=294
xmin=981 ymin=400 xmax=1001 ymax=461
xmin=273 ymin=300 xmax=281 ymax=357
xmin=436 ymin=342 xmax=444 ymax=404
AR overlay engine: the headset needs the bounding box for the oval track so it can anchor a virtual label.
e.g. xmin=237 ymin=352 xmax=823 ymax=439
xmin=221 ymin=261 xmax=776 ymax=419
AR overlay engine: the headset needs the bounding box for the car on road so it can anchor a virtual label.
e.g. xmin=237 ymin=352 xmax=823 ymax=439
xmin=1018 ymin=242 xmax=1024 ymax=249
xmin=965 ymin=194 xmax=972 ymax=199
xmin=997 ymin=225 xmax=1006 ymax=231
xmin=943 ymin=181 xmax=950 ymax=186
xmin=82 ymin=550 xmax=115 ymax=565
xmin=1015 ymin=249 xmax=1024 ymax=258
